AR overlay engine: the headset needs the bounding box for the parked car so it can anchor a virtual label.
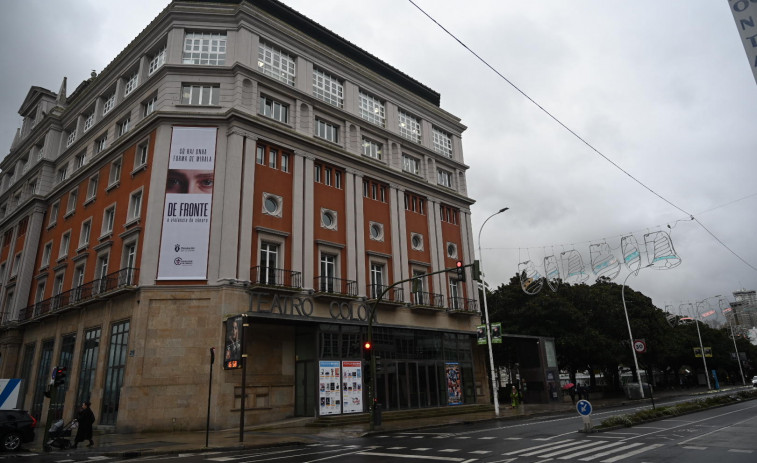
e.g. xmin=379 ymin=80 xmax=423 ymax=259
xmin=0 ymin=410 xmax=36 ymax=451
xmin=752 ymin=376 xmax=757 ymax=387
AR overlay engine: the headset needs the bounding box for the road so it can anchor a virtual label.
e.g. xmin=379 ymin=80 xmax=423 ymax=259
xmin=7 ymin=397 xmax=756 ymax=462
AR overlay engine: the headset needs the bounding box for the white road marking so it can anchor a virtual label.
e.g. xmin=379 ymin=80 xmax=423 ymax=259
xmin=558 ymin=441 xmax=628 ymax=459
xmin=681 ymin=446 xmax=706 ymax=450
xmin=357 ymin=451 xmax=474 ymax=461
xmin=577 ymin=443 xmax=643 ymax=461
xmin=504 ymin=437 xmax=522 ymax=440
xmin=537 ymin=440 xmax=609 ymax=458
xmin=439 ymin=449 xmax=460 ymax=452
xmin=413 ymin=448 xmax=432 ymax=451
xmin=478 ymin=436 xmax=496 ymax=439
xmin=601 ymin=444 xmax=664 ymax=462
xmin=469 ymin=450 xmax=491 ymax=454
xmin=728 ymin=449 xmax=754 ymax=453
xmin=504 ymin=439 xmax=575 ymax=455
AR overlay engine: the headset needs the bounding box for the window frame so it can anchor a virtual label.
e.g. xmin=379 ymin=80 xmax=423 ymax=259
xmin=258 ymin=41 xmax=296 ymax=86
xmin=79 ymin=219 xmax=92 ymax=250
xmin=181 ymin=84 xmax=220 ymax=106
xmin=315 ymin=118 xmax=339 ymax=143
xmin=312 ymin=68 xmax=343 ymax=107
xmin=259 ymin=95 xmax=289 ymax=123
xmin=182 ymin=31 xmax=227 ymax=66
xmin=127 ymin=189 xmax=143 ymax=223
xmin=359 ymin=91 xmax=385 ymax=127
xmin=402 ymin=154 xmax=421 ymax=176
xmin=102 ymin=205 xmax=116 ymax=237
xmin=398 ymin=110 xmax=422 ymax=143
xmin=433 ymin=127 xmax=453 ymax=157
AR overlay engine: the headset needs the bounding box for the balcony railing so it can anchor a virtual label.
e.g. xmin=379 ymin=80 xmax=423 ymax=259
xmin=410 ymin=291 xmax=444 ymax=308
xmin=250 ymin=266 xmax=302 ymax=289
xmin=314 ymin=276 xmax=357 ymax=297
xmin=17 ymin=267 xmax=139 ymax=322
xmin=366 ymin=284 xmax=405 ymax=303
xmin=448 ymin=297 xmax=478 ymax=313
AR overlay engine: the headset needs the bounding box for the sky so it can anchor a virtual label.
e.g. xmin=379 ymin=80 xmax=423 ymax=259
xmin=1 ymin=1 xmax=756 ymax=322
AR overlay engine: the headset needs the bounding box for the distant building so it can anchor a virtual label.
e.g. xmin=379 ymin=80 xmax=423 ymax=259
xmin=0 ymin=0 xmax=485 ymax=431
xmin=724 ymin=289 xmax=757 ymax=336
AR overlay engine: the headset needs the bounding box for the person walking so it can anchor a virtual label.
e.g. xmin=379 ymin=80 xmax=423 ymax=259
xmin=510 ymin=386 xmax=521 ymax=409
xmin=73 ymin=401 xmax=95 ymax=448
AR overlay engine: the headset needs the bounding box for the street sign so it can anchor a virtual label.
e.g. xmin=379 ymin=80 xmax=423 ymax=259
xmin=633 ymin=339 xmax=647 ymax=354
xmin=576 ymin=399 xmax=592 ymax=416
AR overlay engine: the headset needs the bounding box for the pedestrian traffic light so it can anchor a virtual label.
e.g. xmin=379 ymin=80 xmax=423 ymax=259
xmin=456 ymin=261 xmax=466 ymax=282
xmin=53 ymin=367 xmax=67 ymax=387
xmin=472 ymin=260 xmax=482 ymax=282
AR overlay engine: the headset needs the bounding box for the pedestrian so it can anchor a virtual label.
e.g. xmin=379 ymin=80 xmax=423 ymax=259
xmin=510 ymin=386 xmax=520 ymax=409
xmin=73 ymin=401 xmax=95 ymax=448
xmin=582 ymin=383 xmax=590 ymax=401
xmin=568 ymin=386 xmax=576 ymax=404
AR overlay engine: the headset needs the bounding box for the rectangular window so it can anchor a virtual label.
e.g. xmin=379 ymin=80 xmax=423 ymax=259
xmin=149 ymin=45 xmax=167 ymax=75
xmin=83 ymin=113 xmax=95 ymax=132
xmin=320 ymin=253 xmax=336 ymax=293
xmin=49 ymin=202 xmax=59 ymax=226
xmin=312 ymin=69 xmax=343 ymax=107
xmin=324 ymin=167 xmax=332 ymax=186
xmin=361 ymin=137 xmax=382 ymax=160
xmin=102 ymin=206 xmax=115 ymax=235
xmin=359 ymin=91 xmax=385 ymax=127
xmin=398 ymin=110 xmax=421 ymax=143
xmin=449 ymin=278 xmax=461 ymax=309
xmin=87 ymin=175 xmax=99 ymax=200
xmin=315 ymin=119 xmax=338 ymax=143
xmin=66 ymin=130 xmax=77 ymax=147
xmin=181 ymin=84 xmax=219 ymax=105
xmin=95 ymin=135 xmax=107 ymax=154
xmin=183 ymin=32 xmax=227 ymax=65
xmin=370 ymin=263 xmax=385 ymax=299
xmin=10 ymin=253 xmax=21 ymax=277
xmin=136 ymin=142 xmax=148 ymax=167
xmin=314 ymin=164 xmax=322 ymax=183
xmin=102 ymin=93 xmax=116 ymax=115
xmin=124 ymin=71 xmax=139 ymax=96
xmin=412 ymin=270 xmax=426 ymax=304
xmin=281 ymin=153 xmax=290 ymax=173
xmin=128 ymin=190 xmax=143 ymax=220
xmin=76 ymin=327 xmax=101 ymax=406
xmin=73 ymin=264 xmax=86 ymax=289
xmin=79 ymin=220 xmax=91 ymax=248
xmin=433 ymin=128 xmax=453 ymax=157
xmin=35 ymin=282 xmax=46 ymax=303
xmin=97 ymin=253 xmax=109 ymax=279
xmin=143 ymin=95 xmax=157 ymax=117
xmin=437 ymin=169 xmax=452 ymax=188
xmin=66 ymin=189 xmax=78 ymax=215
xmin=256 ymin=145 xmax=265 ymax=165
xmin=75 ymin=152 xmax=86 ymax=169
xmin=42 ymin=242 xmax=52 ymax=268
xmin=108 ymin=158 xmax=122 ymax=186
xmin=335 ymin=171 xmax=342 ymax=189
xmin=57 ymin=164 xmax=69 ymax=183
xmin=402 ymin=154 xmax=420 ymax=175
xmin=101 ymin=320 xmax=130 ymax=425
xmin=117 ymin=118 xmax=130 ymax=137
xmin=268 ymin=149 xmax=277 ymax=169
xmin=59 ymin=232 xmax=70 ymax=259
xmin=259 ymin=242 xmax=279 ymax=285
xmin=258 ymin=42 xmax=296 ymax=85
xmin=259 ymin=96 xmax=288 ymax=123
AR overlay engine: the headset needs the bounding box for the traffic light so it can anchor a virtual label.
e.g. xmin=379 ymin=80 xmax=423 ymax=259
xmin=472 ymin=260 xmax=482 ymax=282
xmin=363 ymin=341 xmax=373 ymax=362
xmin=53 ymin=367 xmax=67 ymax=387
xmin=456 ymin=261 xmax=466 ymax=282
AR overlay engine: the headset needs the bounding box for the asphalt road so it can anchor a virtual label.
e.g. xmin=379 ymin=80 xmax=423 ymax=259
xmin=7 ymin=396 xmax=756 ymax=462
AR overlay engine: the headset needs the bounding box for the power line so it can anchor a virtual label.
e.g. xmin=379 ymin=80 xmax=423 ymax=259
xmin=407 ymin=0 xmax=757 ymax=273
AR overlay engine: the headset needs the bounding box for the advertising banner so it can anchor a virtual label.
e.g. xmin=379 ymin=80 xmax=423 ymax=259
xmin=318 ymin=361 xmax=341 ymax=415
xmin=728 ymin=0 xmax=757 ymax=85
xmin=445 ymin=362 xmax=463 ymax=405
xmin=476 ymin=325 xmax=486 ymax=345
xmin=223 ymin=315 xmax=243 ymax=370
xmin=158 ymin=126 xmax=217 ymax=280
xmin=341 ymin=361 xmax=363 ymax=414
xmin=491 ymin=322 xmax=502 ymax=344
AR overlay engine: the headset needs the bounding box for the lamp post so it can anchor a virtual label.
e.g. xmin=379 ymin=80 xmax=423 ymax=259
xmin=690 ymin=295 xmax=720 ymax=390
xmin=477 ymin=207 xmax=508 ymax=417
xmin=719 ymin=298 xmax=746 ymax=386
xmin=621 ymin=265 xmax=651 ymax=399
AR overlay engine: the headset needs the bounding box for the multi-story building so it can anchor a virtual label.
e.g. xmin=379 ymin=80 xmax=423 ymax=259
xmin=726 ymin=290 xmax=757 ymax=334
xmin=0 ymin=0 xmax=485 ymax=431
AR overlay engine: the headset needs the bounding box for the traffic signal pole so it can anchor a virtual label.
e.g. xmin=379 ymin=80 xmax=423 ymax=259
xmin=367 ymin=264 xmax=473 ymax=430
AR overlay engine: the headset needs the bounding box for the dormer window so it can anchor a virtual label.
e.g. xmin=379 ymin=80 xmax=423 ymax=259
xmin=149 ymin=45 xmax=167 ymax=75
xmin=83 ymin=112 xmax=95 ymax=132
xmin=124 ymin=71 xmax=139 ymax=96
xmin=103 ymin=93 xmax=116 ymax=115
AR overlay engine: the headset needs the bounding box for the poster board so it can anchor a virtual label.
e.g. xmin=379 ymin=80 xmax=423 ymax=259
xmin=318 ymin=361 xmax=341 ymax=415
xmin=341 ymin=361 xmax=363 ymax=414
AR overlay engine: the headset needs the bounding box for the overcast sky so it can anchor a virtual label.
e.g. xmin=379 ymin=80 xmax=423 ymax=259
xmin=1 ymin=1 xmax=755 ymax=321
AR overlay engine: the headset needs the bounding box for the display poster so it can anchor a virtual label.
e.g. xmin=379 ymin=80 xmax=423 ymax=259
xmin=491 ymin=323 xmax=502 ymax=344
xmin=476 ymin=325 xmax=487 ymax=345
xmin=223 ymin=315 xmax=243 ymax=370
xmin=158 ymin=126 xmax=217 ymax=280
xmin=445 ymin=362 xmax=463 ymax=405
xmin=341 ymin=361 xmax=363 ymax=414
xmin=318 ymin=360 xmax=341 ymax=415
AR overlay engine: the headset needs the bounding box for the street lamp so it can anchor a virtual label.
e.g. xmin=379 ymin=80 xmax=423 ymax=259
xmin=477 ymin=207 xmax=508 ymax=417
xmin=621 ymin=265 xmax=652 ymax=399
xmin=719 ymin=298 xmax=746 ymax=386
xmin=690 ymin=295 xmax=720 ymax=390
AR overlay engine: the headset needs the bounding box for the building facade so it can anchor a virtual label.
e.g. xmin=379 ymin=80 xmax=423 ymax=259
xmin=0 ymin=0 xmax=487 ymax=432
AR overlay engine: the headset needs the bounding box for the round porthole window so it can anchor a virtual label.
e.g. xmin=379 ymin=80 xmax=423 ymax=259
xmin=322 ymin=211 xmax=335 ymax=228
xmin=411 ymin=234 xmax=422 ymax=249
xmin=264 ymin=196 xmax=279 ymax=214
xmin=447 ymin=243 xmax=457 ymax=257
xmin=370 ymin=223 xmax=382 ymax=240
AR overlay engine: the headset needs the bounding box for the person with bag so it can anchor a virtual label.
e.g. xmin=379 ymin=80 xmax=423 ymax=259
xmin=73 ymin=401 xmax=95 ymax=448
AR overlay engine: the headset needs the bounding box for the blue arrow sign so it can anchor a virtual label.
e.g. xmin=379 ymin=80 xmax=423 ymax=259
xmin=576 ymin=399 xmax=592 ymax=416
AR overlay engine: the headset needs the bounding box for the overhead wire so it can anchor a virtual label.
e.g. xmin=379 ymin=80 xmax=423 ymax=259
xmin=406 ymin=0 xmax=757 ymax=273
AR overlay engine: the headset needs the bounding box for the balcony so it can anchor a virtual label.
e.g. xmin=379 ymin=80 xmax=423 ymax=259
xmin=409 ymin=291 xmax=445 ymax=310
xmin=250 ymin=266 xmax=302 ymax=291
xmin=313 ymin=276 xmax=357 ymax=298
xmin=17 ymin=267 xmax=139 ymax=323
xmin=447 ymin=297 xmax=479 ymax=314
xmin=366 ymin=284 xmax=405 ymax=305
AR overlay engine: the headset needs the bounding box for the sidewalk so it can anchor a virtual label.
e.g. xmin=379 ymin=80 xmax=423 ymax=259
xmin=31 ymin=386 xmax=743 ymax=458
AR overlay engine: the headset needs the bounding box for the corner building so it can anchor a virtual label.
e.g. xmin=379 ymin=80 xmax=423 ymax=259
xmin=0 ymin=0 xmax=485 ymax=432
